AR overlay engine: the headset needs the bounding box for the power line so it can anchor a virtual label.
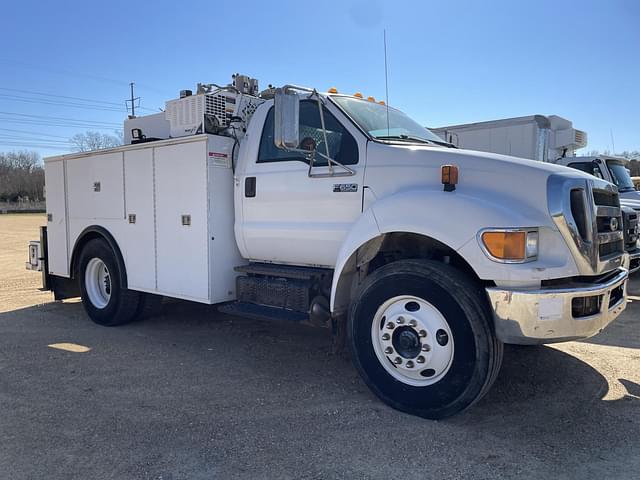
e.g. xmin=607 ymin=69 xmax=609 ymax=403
xmin=0 ymin=86 xmax=158 ymax=112
xmin=0 ymin=118 xmax=120 ymax=129
xmin=0 ymin=58 xmax=167 ymax=94
xmin=0 ymin=94 xmax=126 ymax=112
xmin=0 ymin=86 xmax=125 ymax=106
xmin=0 ymin=127 xmax=69 ymax=139
xmin=0 ymin=111 xmax=120 ymax=126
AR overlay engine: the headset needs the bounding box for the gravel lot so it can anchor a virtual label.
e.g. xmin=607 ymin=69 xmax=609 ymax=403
xmin=1 ymin=214 xmax=639 ymax=479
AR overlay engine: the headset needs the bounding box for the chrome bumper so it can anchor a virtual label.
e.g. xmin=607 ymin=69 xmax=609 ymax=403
xmin=486 ymin=268 xmax=628 ymax=345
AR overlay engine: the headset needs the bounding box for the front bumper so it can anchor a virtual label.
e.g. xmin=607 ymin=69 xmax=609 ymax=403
xmin=486 ymin=267 xmax=628 ymax=344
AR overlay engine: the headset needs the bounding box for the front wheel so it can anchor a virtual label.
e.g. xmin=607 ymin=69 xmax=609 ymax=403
xmin=78 ymin=238 xmax=140 ymax=326
xmin=349 ymin=259 xmax=503 ymax=419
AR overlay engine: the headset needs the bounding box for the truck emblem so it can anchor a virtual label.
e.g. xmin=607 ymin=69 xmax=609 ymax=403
xmin=333 ymin=183 xmax=358 ymax=193
xmin=610 ymin=217 xmax=619 ymax=232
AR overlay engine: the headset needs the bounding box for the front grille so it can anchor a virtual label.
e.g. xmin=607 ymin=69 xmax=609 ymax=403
xmin=548 ymin=175 xmax=625 ymax=275
xmin=592 ymin=187 xmax=624 ymax=259
xmin=622 ymin=208 xmax=639 ymax=250
xmin=593 ymin=190 xmax=619 ymax=207
xmin=599 ymin=240 xmax=624 ymax=258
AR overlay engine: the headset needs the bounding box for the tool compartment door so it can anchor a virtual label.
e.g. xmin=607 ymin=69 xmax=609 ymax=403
xmin=44 ymin=160 xmax=69 ymax=276
xmin=154 ymin=139 xmax=210 ymax=301
xmin=122 ymin=148 xmax=156 ymax=291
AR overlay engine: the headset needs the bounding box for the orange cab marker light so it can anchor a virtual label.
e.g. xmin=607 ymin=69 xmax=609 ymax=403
xmin=353 ymin=92 xmax=363 ymax=98
xmin=328 ymin=87 xmax=338 ymax=94
xmin=481 ymin=231 xmax=526 ymax=261
xmin=367 ymin=96 xmax=376 ymax=102
xmin=441 ymin=165 xmax=459 ymax=192
xmin=378 ymin=100 xmax=385 ymax=105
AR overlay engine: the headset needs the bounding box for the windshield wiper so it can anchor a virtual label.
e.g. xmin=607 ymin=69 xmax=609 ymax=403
xmin=375 ymin=134 xmax=455 ymax=148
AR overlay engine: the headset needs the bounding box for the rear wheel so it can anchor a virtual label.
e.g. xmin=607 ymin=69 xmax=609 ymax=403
xmin=349 ymin=259 xmax=503 ymax=419
xmin=78 ymin=238 xmax=140 ymax=326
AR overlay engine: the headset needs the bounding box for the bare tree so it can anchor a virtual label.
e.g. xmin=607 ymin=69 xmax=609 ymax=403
xmin=70 ymin=130 xmax=122 ymax=152
xmin=0 ymin=150 xmax=44 ymax=202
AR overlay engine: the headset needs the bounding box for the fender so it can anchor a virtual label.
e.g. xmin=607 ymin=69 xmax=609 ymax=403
xmin=329 ymin=188 xmax=563 ymax=313
xmin=70 ymin=225 xmax=129 ymax=288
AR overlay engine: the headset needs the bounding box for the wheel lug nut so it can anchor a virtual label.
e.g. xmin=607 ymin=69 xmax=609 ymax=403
xmin=396 ymin=316 xmax=405 ymax=324
xmin=416 ymin=356 xmax=425 ymax=364
xmin=409 ymin=319 xmax=417 ymax=327
xmin=382 ymin=333 xmax=390 ymax=341
xmin=422 ymin=344 xmax=431 ymax=352
xmin=419 ymin=330 xmax=427 ymax=337
xmin=393 ymin=357 xmax=403 ymax=365
xmin=384 ymin=346 xmax=393 ymax=354
xmin=386 ymin=322 xmax=395 ymax=330
xmin=406 ymin=360 xmax=414 ymax=368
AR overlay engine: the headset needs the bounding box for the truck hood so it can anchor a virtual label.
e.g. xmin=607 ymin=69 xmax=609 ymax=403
xmin=365 ymin=143 xmax=593 ymax=207
xmin=620 ymin=196 xmax=640 ymax=211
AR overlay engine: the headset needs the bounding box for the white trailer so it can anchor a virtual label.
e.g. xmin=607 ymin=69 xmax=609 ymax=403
xmin=27 ymin=76 xmax=629 ymax=419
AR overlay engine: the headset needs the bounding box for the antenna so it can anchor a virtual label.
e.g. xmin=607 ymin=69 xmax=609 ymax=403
xmin=610 ymin=128 xmax=616 ymax=154
xmin=383 ymin=29 xmax=390 ymax=136
xmin=126 ymin=82 xmax=140 ymax=118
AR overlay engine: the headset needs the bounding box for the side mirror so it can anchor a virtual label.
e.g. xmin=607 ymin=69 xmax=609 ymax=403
xmin=274 ymin=88 xmax=299 ymax=150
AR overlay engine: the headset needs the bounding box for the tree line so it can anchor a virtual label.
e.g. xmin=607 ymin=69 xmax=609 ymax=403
xmin=0 ymin=150 xmax=44 ymax=202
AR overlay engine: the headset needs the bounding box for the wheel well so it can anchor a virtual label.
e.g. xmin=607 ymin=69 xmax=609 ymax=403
xmin=333 ymin=232 xmax=484 ymax=314
xmin=70 ymin=226 xmax=128 ymax=287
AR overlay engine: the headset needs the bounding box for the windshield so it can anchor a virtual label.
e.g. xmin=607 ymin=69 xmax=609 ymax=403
xmin=331 ymin=96 xmax=446 ymax=145
xmin=606 ymin=161 xmax=635 ymax=192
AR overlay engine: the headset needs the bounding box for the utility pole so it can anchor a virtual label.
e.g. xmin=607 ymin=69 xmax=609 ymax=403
xmin=126 ymin=82 xmax=140 ymax=118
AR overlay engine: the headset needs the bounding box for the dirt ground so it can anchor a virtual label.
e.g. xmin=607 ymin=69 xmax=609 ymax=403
xmin=0 ymin=214 xmax=639 ymax=480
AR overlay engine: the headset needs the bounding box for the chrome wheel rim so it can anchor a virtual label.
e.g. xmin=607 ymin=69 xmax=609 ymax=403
xmin=85 ymin=258 xmax=111 ymax=309
xmin=371 ymin=295 xmax=454 ymax=387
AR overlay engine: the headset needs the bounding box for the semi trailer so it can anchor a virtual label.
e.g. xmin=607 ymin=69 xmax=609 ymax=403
xmin=26 ymin=75 xmax=629 ymax=419
xmin=432 ymin=115 xmax=640 ymax=274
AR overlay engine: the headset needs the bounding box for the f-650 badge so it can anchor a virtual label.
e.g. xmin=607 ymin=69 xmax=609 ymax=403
xmin=333 ymin=183 xmax=358 ymax=193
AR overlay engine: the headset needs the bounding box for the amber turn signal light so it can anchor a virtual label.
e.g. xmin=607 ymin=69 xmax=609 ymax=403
xmin=481 ymin=231 xmax=526 ymax=261
xmin=441 ymin=165 xmax=458 ymax=192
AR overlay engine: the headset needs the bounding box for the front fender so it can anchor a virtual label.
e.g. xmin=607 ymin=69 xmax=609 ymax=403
xmin=330 ymin=188 xmax=577 ymax=313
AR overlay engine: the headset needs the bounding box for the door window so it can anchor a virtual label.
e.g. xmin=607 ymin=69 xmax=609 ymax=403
xmin=568 ymin=162 xmax=605 ymax=179
xmin=258 ymin=101 xmax=358 ymax=166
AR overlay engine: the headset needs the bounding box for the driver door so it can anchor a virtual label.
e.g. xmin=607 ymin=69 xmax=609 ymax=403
xmin=237 ymin=100 xmax=366 ymax=267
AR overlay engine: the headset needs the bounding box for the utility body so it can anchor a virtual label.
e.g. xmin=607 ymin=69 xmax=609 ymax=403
xmin=27 ymin=76 xmax=629 ymax=419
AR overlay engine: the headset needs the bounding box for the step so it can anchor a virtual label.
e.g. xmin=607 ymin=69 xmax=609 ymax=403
xmin=218 ymin=302 xmax=309 ymax=322
xmin=234 ymin=262 xmax=331 ymax=280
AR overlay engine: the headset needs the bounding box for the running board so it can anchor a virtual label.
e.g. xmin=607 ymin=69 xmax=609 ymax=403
xmin=218 ymin=302 xmax=309 ymax=323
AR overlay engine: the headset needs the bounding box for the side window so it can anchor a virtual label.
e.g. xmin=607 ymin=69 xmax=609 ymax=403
xmin=257 ymin=101 xmax=358 ymax=166
xmin=568 ymin=162 xmax=604 ymax=179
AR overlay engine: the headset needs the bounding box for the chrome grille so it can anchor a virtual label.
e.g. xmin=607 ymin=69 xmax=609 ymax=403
xmin=548 ymin=175 xmax=624 ymax=275
xmin=622 ymin=207 xmax=639 ymax=250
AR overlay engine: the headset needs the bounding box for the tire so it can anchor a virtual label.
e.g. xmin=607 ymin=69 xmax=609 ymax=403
xmin=78 ymin=238 xmax=140 ymax=326
xmin=349 ymin=259 xmax=503 ymax=419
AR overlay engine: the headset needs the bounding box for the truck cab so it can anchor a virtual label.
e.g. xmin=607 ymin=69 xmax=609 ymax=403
xmin=28 ymin=78 xmax=630 ymax=420
xmin=555 ymin=155 xmax=640 ymax=203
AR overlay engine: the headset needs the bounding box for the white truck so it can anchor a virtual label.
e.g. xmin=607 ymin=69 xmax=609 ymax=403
xmin=27 ymin=76 xmax=629 ymax=419
xmin=432 ymin=115 xmax=640 ymax=273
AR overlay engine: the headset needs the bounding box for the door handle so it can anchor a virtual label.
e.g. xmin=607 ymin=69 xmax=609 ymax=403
xmin=245 ymin=177 xmax=256 ymax=198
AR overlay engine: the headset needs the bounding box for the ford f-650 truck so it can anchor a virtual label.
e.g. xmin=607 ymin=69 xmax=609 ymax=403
xmin=26 ymin=75 xmax=629 ymax=419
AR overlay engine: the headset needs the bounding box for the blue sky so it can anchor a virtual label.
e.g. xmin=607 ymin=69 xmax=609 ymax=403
xmin=1 ymin=0 xmax=638 ymax=158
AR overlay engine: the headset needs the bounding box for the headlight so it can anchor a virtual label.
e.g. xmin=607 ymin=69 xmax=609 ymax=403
xmin=479 ymin=228 xmax=539 ymax=263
